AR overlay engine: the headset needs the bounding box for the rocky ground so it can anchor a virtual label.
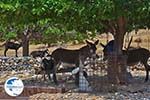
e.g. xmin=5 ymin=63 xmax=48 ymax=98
xmin=28 ymin=69 xmax=150 ymax=100
xmin=1 ymin=70 xmax=149 ymax=99
xmin=29 ymin=91 xmax=150 ymax=100
xmin=29 ymin=74 xmax=150 ymax=100
xmin=0 ymin=57 xmax=150 ymax=100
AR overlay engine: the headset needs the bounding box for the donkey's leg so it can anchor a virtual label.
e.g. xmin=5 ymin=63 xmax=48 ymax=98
xmin=47 ymin=73 xmax=52 ymax=81
xmin=52 ymin=63 xmax=60 ymax=85
xmin=43 ymin=71 xmax=47 ymax=81
xmin=4 ymin=49 xmax=8 ymax=56
xmin=145 ymin=69 xmax=149 ymax=82
xmin=52 ymin=62 xmax=62 ymax=85
xmin=75 ymin=61 xmax=80 ymax=86
xmin=53 ymin=72 xmax=58 ymax=85
xmin=15 ymin=50 xmax=18 ymax=57
xmin=43 ymin=73 xmax=46 ymax=81
xmin=143 ymin=63 xmax=149 ymax=82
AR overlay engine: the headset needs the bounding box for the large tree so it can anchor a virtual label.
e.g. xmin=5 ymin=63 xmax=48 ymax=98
xmin=0 ymin=0 xmax=150 ymax=83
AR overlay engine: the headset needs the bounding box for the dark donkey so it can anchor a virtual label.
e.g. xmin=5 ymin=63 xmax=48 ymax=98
xmin=51 ymin=40 xmax=99 ymax=85
xmin=4 ymin=41 xmax=22 ymax=57
xmin=30 ymin=49 xmax=49 ymax=58
xmin=100 ymin=40 xmax=150 ymax=82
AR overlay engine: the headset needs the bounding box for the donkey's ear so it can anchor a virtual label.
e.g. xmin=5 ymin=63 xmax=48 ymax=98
xmin=100 ymin=43 xmax=105 ymax=48
xmin=85 ymin=40 xmax=92 ymax=45
xmin=94 ymin=40 xmax=99 ymax=45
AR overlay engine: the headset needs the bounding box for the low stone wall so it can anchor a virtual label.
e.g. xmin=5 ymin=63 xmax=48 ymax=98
xmin=0 ymin=57 xmax=41 ymax=72
xmin=0 ymin=56 xmax=43 ymax=85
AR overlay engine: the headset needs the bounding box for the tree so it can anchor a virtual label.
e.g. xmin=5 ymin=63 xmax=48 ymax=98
xmin=46 ymin=0 xmax=150 ymax=84
xmin=0 ymin=0 xmax=35 ymax=56
xmin=0 ymin=0 xmax=150 ymax=83
xmin=99 ymin=0 xmax=150 ymax=84
xmin=65 ymin=0 xmax=150 ymax=84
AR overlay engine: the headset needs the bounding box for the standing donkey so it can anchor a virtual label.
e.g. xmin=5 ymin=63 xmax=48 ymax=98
xmin=4 ymin=41 xmax=22 ymax=57
xmin=50 ymin=40 xmax=99 ymax=85
xmin=100 ymin=40 xmax=150 ymax=82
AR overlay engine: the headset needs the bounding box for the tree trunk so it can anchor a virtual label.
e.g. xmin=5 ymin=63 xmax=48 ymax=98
xmin=114 ymin=16 xmax=126 ymax=54
xmin=108 ymin=16 xmax=129 ymax=84
xmin=108 ymin=53 xmax=127 ymax=84
xmin=22 ymin=32 xmax=29 ymax=56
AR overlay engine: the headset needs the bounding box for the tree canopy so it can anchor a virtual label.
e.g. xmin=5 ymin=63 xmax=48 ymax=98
xmin=0 ymin=0 xmax=150 ymax=84
xmin=0 ymin=0 xmax=150 ymax=43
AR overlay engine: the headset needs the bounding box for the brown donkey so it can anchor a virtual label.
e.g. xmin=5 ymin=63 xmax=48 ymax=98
xmin=51 ymin=40 xmax=99 ymax=85
xmin=4 ymin=41 xmax=22 ymax=57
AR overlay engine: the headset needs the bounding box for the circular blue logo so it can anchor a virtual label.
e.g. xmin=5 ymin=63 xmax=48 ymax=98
xmin=4 ymin=77 xmax=24 ymax=97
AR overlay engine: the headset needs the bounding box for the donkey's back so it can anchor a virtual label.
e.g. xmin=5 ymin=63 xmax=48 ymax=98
xmin=5 ymin=41 xmax=21 ymax=50
xmin=52 ymin=48 xmax=80 ymax=64
xmin=124 ymin=48 xmax=150 ymax=65
xmin=52 ymin=40 xmax=99 ymax=65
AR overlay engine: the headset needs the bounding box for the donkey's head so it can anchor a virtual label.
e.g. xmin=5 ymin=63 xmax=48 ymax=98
xmin=43 ymin=49 xmax=49 ymax=56
xmin=100 ymin=40 xmax=114 ymax=60
xmin=80 ymin=40 xmax=99 ymax=59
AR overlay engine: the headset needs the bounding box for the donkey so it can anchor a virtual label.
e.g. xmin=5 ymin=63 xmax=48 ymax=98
xmin=35 ymin=54 xmax=88 ymax=85
xmin=4 ymin=41 xmax=22 ymax=57
xmin=41 ymin=54 xmax=55 ymax=81
xmin=51 ymin=40 xmax=99 ymax=85
xmin=100 ymin=40 xmax=150 ymax=82
xmin=33 ymin=54 xmax=55 ymax=81
xmin=30 ymin=49 xmax=49 ymax=58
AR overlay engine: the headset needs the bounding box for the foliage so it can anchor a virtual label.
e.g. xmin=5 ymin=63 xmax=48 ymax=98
xmin=3 ymin=31 xmax=17 ymax=40
xmin=0 ymin=0 xmax=150 ymax=43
